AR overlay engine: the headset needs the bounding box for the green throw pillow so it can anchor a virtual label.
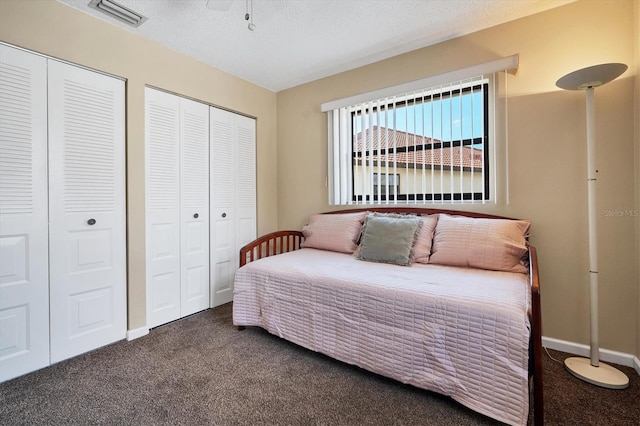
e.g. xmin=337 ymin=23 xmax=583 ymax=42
xmin=356 ymin=215 xmax=422 ymax=266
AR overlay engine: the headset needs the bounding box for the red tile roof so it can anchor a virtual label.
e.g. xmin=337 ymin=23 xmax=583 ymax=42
xmin=355 ymin=126 xmax=483 ymax=171
xmin=355 ymin=126 xmax=436 ymax=150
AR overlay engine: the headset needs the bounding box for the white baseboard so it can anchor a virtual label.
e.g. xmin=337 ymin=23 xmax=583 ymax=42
xmin=542 ymin=336 xmax=638 ymax=375
xmin=126 ymin=326 xmax=149 ymax=341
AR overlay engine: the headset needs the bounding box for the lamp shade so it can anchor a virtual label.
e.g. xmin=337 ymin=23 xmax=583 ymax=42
xmin=556 ymin=63 xmax=627 ymax=90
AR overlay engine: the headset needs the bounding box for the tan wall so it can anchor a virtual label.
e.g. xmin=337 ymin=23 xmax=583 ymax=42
xmin=0 ymin=0 xmax=279 ymax=331
xmin=277 ymin=0 xmax=638 ymax=355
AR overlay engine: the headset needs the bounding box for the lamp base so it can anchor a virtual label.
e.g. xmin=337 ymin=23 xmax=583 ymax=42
xmin=564 ymin=357 xmax=629 ymax=389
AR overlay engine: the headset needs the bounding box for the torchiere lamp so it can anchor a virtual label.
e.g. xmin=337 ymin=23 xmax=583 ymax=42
xmin=556 ymin=62 xmax=629 ymax=389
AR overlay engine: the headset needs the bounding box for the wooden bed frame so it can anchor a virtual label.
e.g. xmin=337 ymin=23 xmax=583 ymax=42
xmin=238 ymin=207 xmax=543 ymax=425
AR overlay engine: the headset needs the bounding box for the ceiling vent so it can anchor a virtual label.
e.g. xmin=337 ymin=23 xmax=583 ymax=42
xmin=88 ymin=0 xmax=148 ymax=27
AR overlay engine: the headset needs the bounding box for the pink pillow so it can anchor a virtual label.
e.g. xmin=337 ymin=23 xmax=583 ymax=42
xmin=301 ymin=212 xmax=367 ymax=254
xmin=413 ymin=215 xmax=439 ymax=264
xmin=429 ymin=214 xmax=530 ymax=273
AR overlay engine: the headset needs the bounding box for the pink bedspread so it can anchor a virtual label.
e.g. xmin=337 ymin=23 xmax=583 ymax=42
xmin=233 ymin=248 xmax=531 ymax=425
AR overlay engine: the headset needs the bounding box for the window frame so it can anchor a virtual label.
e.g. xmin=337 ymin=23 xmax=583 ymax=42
xmin=350 ymin=83 xmax=490 ymax=203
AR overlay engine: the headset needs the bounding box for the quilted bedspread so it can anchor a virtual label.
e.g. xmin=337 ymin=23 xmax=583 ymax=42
xmin=233 ymin=248 xmax=532 ymax=425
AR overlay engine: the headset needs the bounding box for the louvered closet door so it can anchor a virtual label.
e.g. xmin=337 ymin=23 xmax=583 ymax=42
xmin=234 ymin=115 xmax=256 ymax=254
xmin=47 ymin=60 xmax=126 ymax=363
xmin=145 ymin=88 xmax=181 ymax=328
xmin=179 ymin=97 xmax=209 ymax=317
xmin=0 ymin=45 xmax=50 ymax=381
xmin=210 ymin=107 xmax=235 ymax=307
xmin=210 ymin=107 xmax=256 ymax=307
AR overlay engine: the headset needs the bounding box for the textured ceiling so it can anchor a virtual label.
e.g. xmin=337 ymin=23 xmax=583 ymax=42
xmin=58 ymin=0 xmax=574 ymax=92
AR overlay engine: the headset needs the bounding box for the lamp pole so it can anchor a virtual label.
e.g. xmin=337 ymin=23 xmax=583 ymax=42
xmin=585 ymin=85 xmax=599 ymax=367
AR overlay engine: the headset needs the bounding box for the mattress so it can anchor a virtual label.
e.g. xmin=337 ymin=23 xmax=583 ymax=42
xmin=233 ymin=248 xmax=532 ymax=425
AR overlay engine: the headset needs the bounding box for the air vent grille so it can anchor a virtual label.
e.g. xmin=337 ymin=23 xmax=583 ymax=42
xmin=88 ymin=0 xmax=148 ymax=28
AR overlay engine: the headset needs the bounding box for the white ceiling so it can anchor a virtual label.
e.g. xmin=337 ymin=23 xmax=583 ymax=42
xmin=58 ymin=0 xmax=574 ymax=92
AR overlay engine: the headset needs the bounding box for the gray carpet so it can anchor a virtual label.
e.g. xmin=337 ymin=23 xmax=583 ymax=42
xmin=1 ymin=303 xmax=638 ymax=425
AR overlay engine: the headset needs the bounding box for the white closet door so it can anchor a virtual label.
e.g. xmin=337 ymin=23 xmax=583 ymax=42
xmin=235 ymin=115 xmax=257 ymax=253
xmin=179 ymin=97 xmax=209 ymax=317
xmin=145 ymin=88 xmax=181 ymax=328
xmin=0 ymin=45 xmax=50 ymax=381
xmin=209 ymin=107 xmax=235 ymax=307
xmin=210 ymin=107 xmax=256 ymax=307
xmin=47 ymin=60 xmax=126 ymax=363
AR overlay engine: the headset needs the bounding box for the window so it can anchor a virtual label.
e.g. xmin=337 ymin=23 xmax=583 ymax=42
xmin=352 ymin=81 xmax=488 ymax=202
xmin=323 ymin=55 xmax=518 ymax=206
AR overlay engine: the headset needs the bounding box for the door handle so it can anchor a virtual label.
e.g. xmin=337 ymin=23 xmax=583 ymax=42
xmin=87 ymin=218 xmax=96 ymax=226
xmin=193 ymin=213 xmax=199 ymax=219
xmin=222 ymin=213 xmax=227 ymax=218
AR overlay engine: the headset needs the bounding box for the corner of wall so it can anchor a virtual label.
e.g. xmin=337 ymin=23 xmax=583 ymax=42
xmin=634 ymin=0 xmax=640 ymax=362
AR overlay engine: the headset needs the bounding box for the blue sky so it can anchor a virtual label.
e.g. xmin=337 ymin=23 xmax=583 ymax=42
xmin=354 ymin=90 xmax=484 ymax=142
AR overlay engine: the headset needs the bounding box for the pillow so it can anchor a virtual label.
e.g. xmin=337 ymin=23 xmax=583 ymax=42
xmin=412 ymin=215 xmax=439 ymax=264
xmin=300 ymin=211 xmax=367 ymax=254
xmin=356 ymin=214 xmax=422 ymax=266
xmin=429 ymin=214 xmax=530 ymax=273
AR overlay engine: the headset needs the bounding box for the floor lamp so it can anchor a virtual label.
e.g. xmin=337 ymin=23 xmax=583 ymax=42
xmin=556 ymin=63 xmax=629 ymax=389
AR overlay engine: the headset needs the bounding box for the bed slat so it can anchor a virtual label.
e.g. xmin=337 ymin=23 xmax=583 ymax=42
xmin=239 ymin=230 xmax=304 ymax=267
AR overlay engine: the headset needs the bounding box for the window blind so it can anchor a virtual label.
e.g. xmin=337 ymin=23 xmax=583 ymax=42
xmin=325 ymin=56 xmax=517 ymax=206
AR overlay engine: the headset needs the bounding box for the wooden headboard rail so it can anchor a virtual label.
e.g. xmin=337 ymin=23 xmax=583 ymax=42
xmin=239 ymin=230 xmax=304 ymax=267
xmin=237 ymin=206 xmax=542 ymax=425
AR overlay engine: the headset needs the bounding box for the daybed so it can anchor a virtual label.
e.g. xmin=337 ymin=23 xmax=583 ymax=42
xmin=233 ymin=207 xmax=543 ymax=426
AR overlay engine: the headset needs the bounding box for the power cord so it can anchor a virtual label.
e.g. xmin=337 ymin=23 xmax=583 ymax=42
xmin=544 ymin=346 xmax=563 ymax=364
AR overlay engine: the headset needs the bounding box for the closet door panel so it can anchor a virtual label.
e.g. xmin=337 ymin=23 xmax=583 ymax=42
xmin=235 ymin=115 xmax=257 ymax=250
xmin=47 ymin=60 xmax=126 ymax=363
xmin=0 ymin=45 xmax=49 ymax=381
xmin=179 ymin=97 xmax=209 ymax=316
xmin=147 ymin=211 xmax=180 ymax=327
xmin=209 ymin=108 xmax=256 ymax=308
xmin=145 ymin=88 xmax=181 ymax=328
xmin=209 ymin=107 xmax=235 ymax=307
